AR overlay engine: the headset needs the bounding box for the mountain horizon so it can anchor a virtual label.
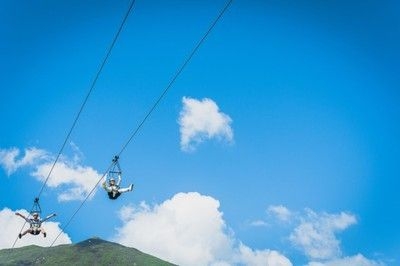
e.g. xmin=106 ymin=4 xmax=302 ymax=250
xmin=0 ymin=237 xmax=176 ymax=266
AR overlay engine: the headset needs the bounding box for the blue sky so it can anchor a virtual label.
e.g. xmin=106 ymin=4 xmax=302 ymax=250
xmin=1 ymin=0 xmax=399 ymax=265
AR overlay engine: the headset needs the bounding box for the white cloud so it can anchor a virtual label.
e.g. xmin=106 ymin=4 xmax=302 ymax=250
xmin=238 ymin=244 xmax=292 ymax=266
xmin=0 ymin=147 xmax=48 ymax=175
xmin=0 ymin=146 xmax=102 ymax=201
xmin=268 ymin=205 xmax=292 ymax=222
xmin=250 ymin=220 xmax=268 ymax=227
xmin=307 ymin=254 xmax=383 ymax=266
xmin=289 ymin=209 xmax=357 ymax=260
xmin=178 ymin=97 xmax=233 ymax=152
xmin=262 ymin=206 xmax=383 ymax=266
xmin=0 ymin=208 xmax=71 ymax=249
xmin=32 ymin=158 xmax=102 ymax=202
xmin=112 ymin=192 xmax=291 ymax=266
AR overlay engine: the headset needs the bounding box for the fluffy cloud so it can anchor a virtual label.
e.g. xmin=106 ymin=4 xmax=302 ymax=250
xmin=307 ymin=254 xmax=383 ymax=266
xmin=259 ymin=206 xmax=383 ymax=265
xmin=112 ymin=192 xmax=291 ymax=266
xmin=250 ymin=220 xmax=268 ymax=227
xmin=0 ymin=147 xmax=48 ymax=175
xmin=32 ymin=159 xmax=102 ymax=201
xmin=178 ymin=97 xmax=233 ymax=152
xmin=289 ymin=209 xmax=357 ymax=260
xmin=238 ymin=244 xmax=292 ymax=266
xmin=0 ymin=208 xmax=71 ymax=249
xmin=0 ymin=146 xmax=102 ymax=201
xmin=268 ymin=205 xmax=292 ymax=222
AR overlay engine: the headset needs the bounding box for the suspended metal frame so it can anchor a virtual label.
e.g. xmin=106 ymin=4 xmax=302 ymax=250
xmin=108 ymin=155 xmax=122 ymax=180
xmin=31 ymin=197 xmax=42 ymax=215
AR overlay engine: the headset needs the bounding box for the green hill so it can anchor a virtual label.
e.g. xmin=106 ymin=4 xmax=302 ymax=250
xmin=0 ymin=238 xmax=176 ymax=266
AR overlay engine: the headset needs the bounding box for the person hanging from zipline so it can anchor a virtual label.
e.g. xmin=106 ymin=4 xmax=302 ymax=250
xmin=102 ymin=174 xmax=133 ymax=200
xmin=15 ymin=212 xmax=56 ymax=238
xmin=102 ymin=156 xmax=133 ymax=200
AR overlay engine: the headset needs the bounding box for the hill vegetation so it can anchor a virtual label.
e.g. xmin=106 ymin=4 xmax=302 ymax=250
xmin=0 ymin=238 xmax=176 ymax=266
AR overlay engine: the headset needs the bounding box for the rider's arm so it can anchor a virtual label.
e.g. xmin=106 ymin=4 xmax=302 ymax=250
xmin=15 ymin=212 xmax=30 ymax=223
xmin=102 ymin=180 xmax=112 ymax=192
xmin=42 ymin=213 xmax=56 ymax=222
xmin=116 ymin=173 xmax=122 ymax=186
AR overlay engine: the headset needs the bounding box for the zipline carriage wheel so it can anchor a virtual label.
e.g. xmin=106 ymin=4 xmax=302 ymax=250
xmin=31 ymin=197 xmax=42 ymax=215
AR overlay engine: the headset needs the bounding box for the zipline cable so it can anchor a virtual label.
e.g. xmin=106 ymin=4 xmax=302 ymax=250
xmin=12 ymin=0 xmax=137 ymax=249
xmin=36 ymin=0 xmax=137 ymax=201
xmin=50 ymin=161 xmax=114 ymax=247
xmin=118 ymin=0 xmax=233 ymax=157
xmin=49 ymin=0 xmax=233 ymax=248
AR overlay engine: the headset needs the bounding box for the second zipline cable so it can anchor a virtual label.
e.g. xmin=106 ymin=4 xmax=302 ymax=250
xmin=49 ymin=0 xmax=233 ymax=248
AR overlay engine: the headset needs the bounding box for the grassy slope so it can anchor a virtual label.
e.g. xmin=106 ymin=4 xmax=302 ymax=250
xmin=0 ymin=238 xmax=176 ymax=266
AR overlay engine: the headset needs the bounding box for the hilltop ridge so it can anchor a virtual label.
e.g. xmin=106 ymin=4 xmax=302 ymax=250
xmin=0 ymin=237 xmax=175 ymax=266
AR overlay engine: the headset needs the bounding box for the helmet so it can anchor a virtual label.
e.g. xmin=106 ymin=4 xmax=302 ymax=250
xmin=32 ymin=212 xmax=39 ymax=217
xmin=109 ymin=178 xmax=115 ymax=182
